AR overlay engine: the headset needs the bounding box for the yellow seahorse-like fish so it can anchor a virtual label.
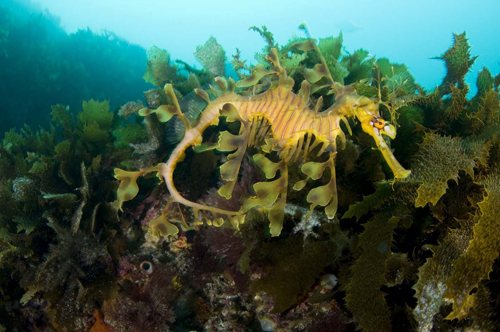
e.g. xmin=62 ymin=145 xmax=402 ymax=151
xmin=114 ymin=49 xmax=410 ymax=236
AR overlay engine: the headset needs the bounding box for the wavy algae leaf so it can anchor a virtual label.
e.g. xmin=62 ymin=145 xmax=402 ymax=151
xmin=444 ymin=172 xmax=500 ymax=320
xmin=412 ymin=133 xmax=476 ymax=208
xmin=194 ymin=36 xmax=226 ymax=77
xmin=113 ymin=169 xmax=142 ymax=210
xmin=345 ymin=215 xmax=398 ymax=332
xmin=143 ymin=46 xmax=177 ymax=87
xmin=342 ymin=181 xmax=393 ymax=221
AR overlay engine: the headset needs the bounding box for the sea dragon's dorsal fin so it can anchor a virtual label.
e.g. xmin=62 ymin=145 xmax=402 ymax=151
xmin=298 ymin=80 xmax=311 ymax=108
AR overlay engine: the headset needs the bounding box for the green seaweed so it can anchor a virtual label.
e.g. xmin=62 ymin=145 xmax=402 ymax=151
xmin=1 ymin=23 xmax=500 ymax=330
xmin=410 ymin=133 xmax=477 ymax=207
xmin=250 ymin=25 xmax=276 ymax=53
xmin=143 ymin=46 xmax=178 ymax=87
xmin=194 ymin=36 xmax=226 ymax=77
xmin=413 ymin=224 xmax=472 ymax=331
xmin=444 ymin=172 xmax=500 ymax=319
xmin=79 ymin=100 xmax=114 ymax=144
xmin=437 ymin=32 xmax=477 ymax=92
xmin=345 ymin=215 xmax=398 ymax=332
xmin=342 ymin=181 xmax=393 ymax=221
xmin=79 ymin=99 xmax=113 ymax=129
xmin=475 ymin=67 xmax=494 ymax=98
xmin=250 ymin=236 xmax=335 ymax=313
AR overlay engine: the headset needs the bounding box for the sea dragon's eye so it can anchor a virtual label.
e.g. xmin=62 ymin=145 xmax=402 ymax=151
xmin=371 ymin=117 xmax=386 ymax=130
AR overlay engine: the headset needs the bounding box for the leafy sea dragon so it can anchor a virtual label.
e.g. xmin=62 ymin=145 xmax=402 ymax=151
xmin=114 ymin=49 xmax=410 ymax=237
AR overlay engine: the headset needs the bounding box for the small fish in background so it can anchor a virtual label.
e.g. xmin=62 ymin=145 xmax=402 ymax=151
xmin=336 ymin=19 xmax=362 ymax=33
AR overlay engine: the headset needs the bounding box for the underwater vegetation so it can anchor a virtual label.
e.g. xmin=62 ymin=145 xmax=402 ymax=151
xmin=0 ymin=0 xmax=148 ymax=133
xmin=1 ymin=21 xmax=500 ymax=331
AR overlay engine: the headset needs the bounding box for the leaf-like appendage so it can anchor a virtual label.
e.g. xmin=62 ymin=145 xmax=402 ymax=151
xmin=345 ymin=215 xmax=398 ymax=332
xmin=301 ymin=154 xmax=338 ymax=219
xmin=304 ymin=63 xmax=329 ymax=84
xmin=138 ymin=104 xmax=176 ymax=123
xmin=217 ymin=129 xmax=248 ymax=199
xmin=217 ymin=130 xmax=245 ymax=152
xmin=301 ymin=160 xmax=327 ymax=180
xmin=147 ymin=211 xmax=179 ymax=241
xmin=444 ymin=172 xmax=500 ymax=320
xmin=113 ymin=168 xmax=142 ymax=210
xmin=253 ymin=154 xmax=280 ymax=179
xmin=235 ymin=64 xmax=275 ymax=88
xmin=113 ymin=165 xmax=161 ymax=210
xmin=242 ymin=162 xmax=288 ymax=236
xmin=292 ymin=39 xmax=315 ymax=52
xmin=244 ymin=178 xmax=282 ymax=210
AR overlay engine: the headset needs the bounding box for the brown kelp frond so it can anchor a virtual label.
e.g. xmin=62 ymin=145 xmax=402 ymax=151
xmin=413 ymin=224 xmax=472 ymax=331
xmin=409 ymin=133 xmax=480 ymax=208
xmin=444 ymin=171 xmax=500 ymax=319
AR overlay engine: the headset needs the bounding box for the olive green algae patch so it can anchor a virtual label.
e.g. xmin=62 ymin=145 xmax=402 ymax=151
xmin=411 ymin=133 xmax=477 ymax=208
xmin=143 ymin=46 xmax=179 ymax=87
xmin=437 ymin=32 xmax=477 ymax=91
xmin=79 ymin=100 xmax=114 ymax=144
xmin=413 ymin=225 xmax=472 ymax=332
xmin=249 ymin=237 xmax=335 ymax=313
xmin=194 ymin=36 xmax=226 ymax=77
xmin=345 ymin=215 xmax=398 ymax=332
xmin=342 ymin=181 xmax=393 ymax=221
xmin=444 ymin=172 xmax=500 ymax=319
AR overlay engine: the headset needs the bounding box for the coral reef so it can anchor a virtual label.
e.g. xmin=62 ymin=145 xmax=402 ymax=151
xmin=1 ymin=25 xmax=499 ymax=332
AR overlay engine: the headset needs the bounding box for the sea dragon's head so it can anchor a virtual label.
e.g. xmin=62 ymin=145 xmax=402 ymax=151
xmin=332 ymin=84 xmax=410 ymax=179
xmin=353 ymin=95 xmax=411 ymax=179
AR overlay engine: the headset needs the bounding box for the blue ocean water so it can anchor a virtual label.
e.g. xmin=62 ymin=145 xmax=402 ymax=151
xmin=1 ymin=0 xmax=499 ymax=131
xmin=33 ymin=0 xmax=500 ymax=91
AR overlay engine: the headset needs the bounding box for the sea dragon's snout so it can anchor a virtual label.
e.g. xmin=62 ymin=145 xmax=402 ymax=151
xmin=333 ymin=91 xmax=411 ymax=180
xmin=352 ymin=97 xmax=411 ymax=180
xmin=363 ymin=116 xmax=411 ymax=179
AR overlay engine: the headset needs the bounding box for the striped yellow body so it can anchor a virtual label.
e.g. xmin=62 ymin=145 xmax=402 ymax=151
xmin=236 ymin=86 xmax=342 ymax=149
xmin=115 ymin=78 xmax=411 ymax=237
